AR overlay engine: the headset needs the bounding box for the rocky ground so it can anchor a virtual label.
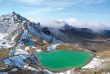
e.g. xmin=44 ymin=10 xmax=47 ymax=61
xmin=0 ymin=12 xmax=110 ymax=74
xmin=0 ymin=41 xmax=110 ymax=74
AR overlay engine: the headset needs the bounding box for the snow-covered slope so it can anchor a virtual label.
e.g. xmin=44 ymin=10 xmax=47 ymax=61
xmin=0 ymin=12 xmax=31 ymax=48
xmin=28 ymin=22 xmax=63 ymax=44
xmin=0 ymin=12 xmax=63 ymax=48
xmin=4 ymin=55 xmax=30 ymax=67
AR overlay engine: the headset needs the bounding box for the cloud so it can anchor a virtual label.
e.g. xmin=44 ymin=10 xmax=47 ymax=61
xmin=25 ymin=7 xmax=63 ymax=15
xmin=64 ymin=18 xmax=106 ymax=31
xmin=13 ymin=0 xmax=106 ymax=5
xmin=34 ymin=19 xmax=66 ymax=28
xmin=24 ymin=6 xmax=64 ymax=17
xmin=83 ymin=0 xmax=105 ymax=4
xmin=32 ymin=18 xmax=108 ymax=32
xmin=10 ymin=0 xmax=106 ymax=17
xmin=15 ymin=0 xmax=43 ymax=3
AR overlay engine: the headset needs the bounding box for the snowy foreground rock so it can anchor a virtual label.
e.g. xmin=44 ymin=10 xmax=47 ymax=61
xmin=82 ymin=57 xmax=110 ymax=69
xmin=47 ymin=44 xmax=60 ymax=51
xmin=9 ymin=49 xmax=29 ymax=56
xmin=4 ymin=55 xmax=30 ymax=67
xmin=82 ymin=58 xmax=103 ymax=69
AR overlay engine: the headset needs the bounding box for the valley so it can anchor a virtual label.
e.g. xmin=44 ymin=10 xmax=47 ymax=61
xmin=0 ymin=12 xmax=110 ymax=74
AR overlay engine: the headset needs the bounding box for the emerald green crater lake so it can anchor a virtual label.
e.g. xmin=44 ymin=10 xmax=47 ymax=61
xmin=36 ymin=50 xmax=93 ymax=70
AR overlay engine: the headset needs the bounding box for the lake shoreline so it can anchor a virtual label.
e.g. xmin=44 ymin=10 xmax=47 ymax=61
xmin=33 ymin=50 xmax=95 ymax=73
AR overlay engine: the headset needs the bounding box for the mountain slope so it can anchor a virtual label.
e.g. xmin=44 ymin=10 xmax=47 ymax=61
xmin=0 ymin=12 xmax=110 ymax=52
xmin=0 ymin=12 xmax=25 ymax=48
xmin=0 ymin=12 xmax=63 ymax=48
xmin=44 ymin=21 xmax=110 ymax=51
xmin=0 ymin=12 xmax=110 ymax=74
xmin=47 ymin=23 xmax=103 ymax=43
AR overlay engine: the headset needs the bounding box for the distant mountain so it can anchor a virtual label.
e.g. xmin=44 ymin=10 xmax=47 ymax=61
xmin=47 ymin=21 xmax=110 ymax=43
xmin=42 ymin=21 xmax=110 ymax=51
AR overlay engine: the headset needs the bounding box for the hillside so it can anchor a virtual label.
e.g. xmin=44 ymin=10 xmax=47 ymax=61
xmin=47 ymin=22 xmax=110 ymax=51
xmin=0 ymin=12 xmax=110 ymax=74
xmin=0 ymin=12 xmax=63 ymax=49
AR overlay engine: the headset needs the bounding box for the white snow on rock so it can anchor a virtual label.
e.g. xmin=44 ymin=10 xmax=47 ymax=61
xmin=4 ymin=55 xmax=30 ymax=67
xmin=11 ymin=32 xmax=18 ymax=41
xmin=9 ymin=49 xmax=16 ymax=56
xmin=32 ymin=46 xmax=36 ymax=49
xmin=10 ymin=49 xmax=29 ymax=56
xmin=0 ymin=12 xmax=25 ymax=48
xmin=0 ymin=68 xmax=17 ymax=74
xmin=102 ymin=72 xmax=110 ymax=74
xmin=0 ymin=33 xmax=8 ymax=39
xmin=23 ymin=65 xmax=38 ymax=71
xmin=28 ymin=25 xmax=63 ymax=44
xmin=82 ymin=58 xmax=105 ymax=69
xmin=14 ymin=49 xmax=29 ymax=55
xmin=19 ymin=30 xmax=30 ymax=44
xmin=17 ymin=43 xmax=24 ymax=48
xmin=10 ymin=68 xmax=18 ymax=72
xmin=47 ymin=68 xmax=75 ymax=74
xmin=25 ymin=47 xmax=29 ymax=51
xmin=34 ymin=49 xmax=42 ymax=53
xmin=0 ymin=12 xmax=64 ymax=48
xmin=42 ymin=40 xmax=47 ymax=43
xmin=103 ymin=58 xmax=110 ymax=61
xmin=28 ymin=25 xmax=52 ymax=42
xmin=47 ymin=44 xmax=60 ymax=51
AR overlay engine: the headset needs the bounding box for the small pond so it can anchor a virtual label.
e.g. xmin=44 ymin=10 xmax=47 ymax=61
xmin=24 ymin=41 xmax=35 ymax=46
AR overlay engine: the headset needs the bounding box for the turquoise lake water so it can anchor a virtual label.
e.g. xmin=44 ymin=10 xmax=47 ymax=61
xmin=36 ymin=50 xmax=93 ymax=70
xmin=25 ymin=41 xmax=35 ymax=46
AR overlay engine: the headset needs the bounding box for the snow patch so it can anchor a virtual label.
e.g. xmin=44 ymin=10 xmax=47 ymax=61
xmin=47 ymin=44 xmax=60 ymax=51
xmin=10 ymin=68 xmax=17 ymax=72
xmin=23 ymin=65 xmax=38 ymax=71
xmin=47 ymin=68 xmax=75 ymax=74
xmin=34 ymin=49 xmax=42 ymax=53
xmin=11 ymin=32 xmax=18 ymax=41
xmin=42 ymin=40 xmax=47 ymax=43
xmin=28 ymin=25 xmax=63 ymax=44
xmin=82 ymin=58 xmax=105 ymax=69
xmin=17 ymin=43 xmax=24 ymax=48
xmin=32 ymin=46 xmax=36 ymax=49
xmin=0 ymin=68 xmax=17 ymax=74
xmin=25 ymin=47 xmax=29 ymax=51
xmin=9 ymin=49 xmax=16 ymax=56
xmin=19 ymin=30 xmax=30 ymax=44
xmin=14 ymin=49 xmax=29 ymax=55
xmin=10 ymin=49 xmax=29 ymax=56
xmin=0 ymin=33 xmax=8 ymax=39
xmin=4 ymin=55 xmax=30 ymax=67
